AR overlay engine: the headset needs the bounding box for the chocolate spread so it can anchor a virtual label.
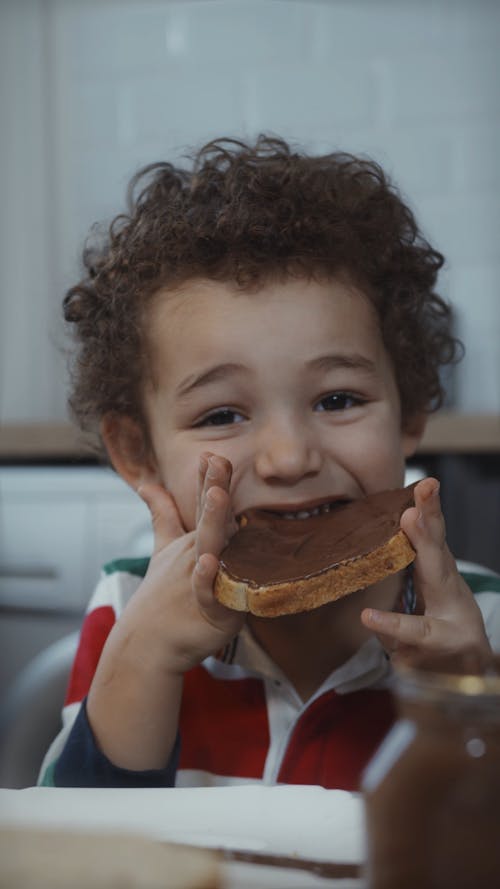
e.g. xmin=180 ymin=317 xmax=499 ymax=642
xmin=219 ymin=484 xmax=416 ymax=586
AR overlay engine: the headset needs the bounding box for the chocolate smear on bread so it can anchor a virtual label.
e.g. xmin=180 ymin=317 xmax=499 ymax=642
xmin=215 ymin=484 xmax=416 ymax=617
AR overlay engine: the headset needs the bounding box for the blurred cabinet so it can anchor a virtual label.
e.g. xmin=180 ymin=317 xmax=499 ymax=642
xmin=412 ymin=452 xmax=500 ymax=575
xmin=0 ymin=467 xmax=151 ymax=613
xmin=0 ymin=467 xmax=151 ymax=696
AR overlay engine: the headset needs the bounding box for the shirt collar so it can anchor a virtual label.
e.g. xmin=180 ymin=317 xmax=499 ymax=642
xmin=226 ymin=624 xmax=391 ymax=699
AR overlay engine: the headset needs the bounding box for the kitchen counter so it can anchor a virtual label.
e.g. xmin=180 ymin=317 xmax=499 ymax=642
xmin=1 ymin=412 xmax=500 ymax=459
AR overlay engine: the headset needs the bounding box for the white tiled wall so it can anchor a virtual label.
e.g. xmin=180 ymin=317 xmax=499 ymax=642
xmin=1 ymin=0 xmax=500 ymax=421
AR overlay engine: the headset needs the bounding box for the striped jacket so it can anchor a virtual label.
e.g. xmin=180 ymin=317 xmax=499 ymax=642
xmin=39 ymin=558 xmax=500 ymax=789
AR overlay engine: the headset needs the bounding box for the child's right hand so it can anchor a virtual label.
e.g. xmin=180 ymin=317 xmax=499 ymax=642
xmin=86 ymin=453 xmax=243 ymax=771
xmin=134 ymin=453 xmax=244 ymax=674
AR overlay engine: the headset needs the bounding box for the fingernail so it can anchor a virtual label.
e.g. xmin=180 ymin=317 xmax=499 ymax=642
xmin=417 ymin=510 xmax=425 ymax=529
xmin=423 ymin=480 xmax=440 ymax=501
xmin=195 ymin=557 xmax=207 ymax=575
xmin=205 ymin=489 xmax=216 ymax=510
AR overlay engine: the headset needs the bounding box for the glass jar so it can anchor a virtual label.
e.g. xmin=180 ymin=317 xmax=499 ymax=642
xmin=362 ymin=654 xmax=500 ymax=889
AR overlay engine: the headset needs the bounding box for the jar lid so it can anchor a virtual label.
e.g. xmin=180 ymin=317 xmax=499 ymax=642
xmin=394 ymin=652 xmax=500 ymax=701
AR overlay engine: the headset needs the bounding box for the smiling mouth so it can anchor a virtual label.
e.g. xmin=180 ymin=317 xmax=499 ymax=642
xmin=266 ymin=500 xmax=350 ymax=521
xmin=236 ymin=499 xmax=352 ymax=527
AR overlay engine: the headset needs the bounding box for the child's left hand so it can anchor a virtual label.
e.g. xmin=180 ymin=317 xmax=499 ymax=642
xmin=361 ymin=477 xmax=492 ymax=667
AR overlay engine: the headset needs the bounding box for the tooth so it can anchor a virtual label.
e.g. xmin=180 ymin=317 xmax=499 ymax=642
xmin=282 ymin=507 xmax=329 ymax=519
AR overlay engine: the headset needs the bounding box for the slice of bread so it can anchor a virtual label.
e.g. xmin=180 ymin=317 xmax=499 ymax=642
xmin=214 ymin=485 xmax=416 ymax=618
xmin=0 ymin=829 xmax=220 ymax=889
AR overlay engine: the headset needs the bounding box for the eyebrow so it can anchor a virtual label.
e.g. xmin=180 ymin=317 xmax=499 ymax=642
xmin=306 ymin=353 xmax=378 ymax=375
xmin=176 ymin=354 xmax=377 ymax=399
xmin=175 ymin=362 xmax=247 ymax=398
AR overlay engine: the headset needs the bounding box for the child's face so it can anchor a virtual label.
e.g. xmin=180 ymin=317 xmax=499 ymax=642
xmin=142 ymin=276 xmax=423 ymax=530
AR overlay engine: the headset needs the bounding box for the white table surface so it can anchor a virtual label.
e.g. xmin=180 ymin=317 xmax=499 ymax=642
xmin=0 ymin=784 xmax=366 ymax=888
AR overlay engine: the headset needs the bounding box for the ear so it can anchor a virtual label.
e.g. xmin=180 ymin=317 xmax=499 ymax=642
xmin=100 ymin=413 xmax=159 ymax=490
xmin=402 ymin=412 xmax=428 ymax=458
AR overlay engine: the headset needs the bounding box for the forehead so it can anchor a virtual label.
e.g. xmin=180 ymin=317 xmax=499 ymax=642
xmin=146 ymin=275 xmax=388 ymax=382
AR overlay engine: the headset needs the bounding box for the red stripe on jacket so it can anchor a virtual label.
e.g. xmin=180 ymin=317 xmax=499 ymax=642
xmin=278 ymin=688 xmax=395 ymax=790
xmin=179 ymin=665 xmax=270 ymax=779
xmin=65 ymin=606 xmax=116 ymax=705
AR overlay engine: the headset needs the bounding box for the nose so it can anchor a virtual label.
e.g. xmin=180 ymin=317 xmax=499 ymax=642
xmin=253 ymin=416 xmax=322 ymax=483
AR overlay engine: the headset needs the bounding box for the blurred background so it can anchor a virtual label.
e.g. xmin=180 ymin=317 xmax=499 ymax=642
xmin=0 ymin=0 xmax=499 ymax=705
xmin=1 ymin=0 xmax=500 ymax=422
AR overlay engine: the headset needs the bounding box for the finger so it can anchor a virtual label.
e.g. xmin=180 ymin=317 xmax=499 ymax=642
xmin=360 ymin=607 xmax=401 ymax=656
xmin=192 ymin=552 xmax=245 ymax=633
xmin=361 ymin=607 xmax=447 ymax=653
xmin=400 ymin=478 xmax=456 ymax=608
xmin=196 ymin=452 xmax=211 ymax=525
xmin=210 ymin=456 xmax=235 ymax=539
xmin=413 ymin=477 xmax=445 ymax=546
xmin=199 ymin=454 xmax=233 ymax=513
xmin=196 ymin=483 xmax=232 ymax=561
xmin=137 ymin=482 xmax=185 ymax=554
xmin=402 ymin=478 xmax=444 ymax=546
xmin=197 ymin=454 xmax=235 ymax=551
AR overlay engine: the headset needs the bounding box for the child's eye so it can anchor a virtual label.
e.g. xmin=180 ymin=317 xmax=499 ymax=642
xmin=196 ymin=408 xmax=245 ymax=427
xmin=315 ymin=392 xmax=363 ymax=412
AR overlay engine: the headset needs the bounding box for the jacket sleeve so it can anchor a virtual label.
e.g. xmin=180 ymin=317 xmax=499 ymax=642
xmin=51 ymin=698 xmax=180 ymax=788
xmin=38 ymin=561 xmax=180 ymax=788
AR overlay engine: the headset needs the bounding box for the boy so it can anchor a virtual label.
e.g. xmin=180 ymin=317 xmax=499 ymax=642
xmin=40 ymin=136 xmax=500 ymax=789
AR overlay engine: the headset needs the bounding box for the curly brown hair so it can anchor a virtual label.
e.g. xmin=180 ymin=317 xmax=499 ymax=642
xmin=63 ymin=135 xmax=460 ymax=447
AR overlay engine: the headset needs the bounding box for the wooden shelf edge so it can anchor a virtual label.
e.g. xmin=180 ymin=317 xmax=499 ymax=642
xmin=419 ymin=412 xmax=500 ymax=454
xmin=0 ymin=423 xmax=97 ymax=459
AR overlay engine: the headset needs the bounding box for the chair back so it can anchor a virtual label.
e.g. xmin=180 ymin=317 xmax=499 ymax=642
xmin=0 ymin=632 xmax=79 ymax=788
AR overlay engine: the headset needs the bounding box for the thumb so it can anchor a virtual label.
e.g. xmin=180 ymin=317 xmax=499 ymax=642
xmin=137 ymin=482 xmax=185 ymax=554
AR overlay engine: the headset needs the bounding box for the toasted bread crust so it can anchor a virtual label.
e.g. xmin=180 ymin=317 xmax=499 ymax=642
xmin=214 ymin=528 xmax=415 ymax=617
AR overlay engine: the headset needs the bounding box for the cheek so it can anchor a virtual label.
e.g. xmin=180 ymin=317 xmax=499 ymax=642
xmin=156 ymin=449 xmax=200 ymax=531
xmin=338 ymin=422 xmax=406 ymax=487
xmin=167 ymin=475 xmax=198 ymax=530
